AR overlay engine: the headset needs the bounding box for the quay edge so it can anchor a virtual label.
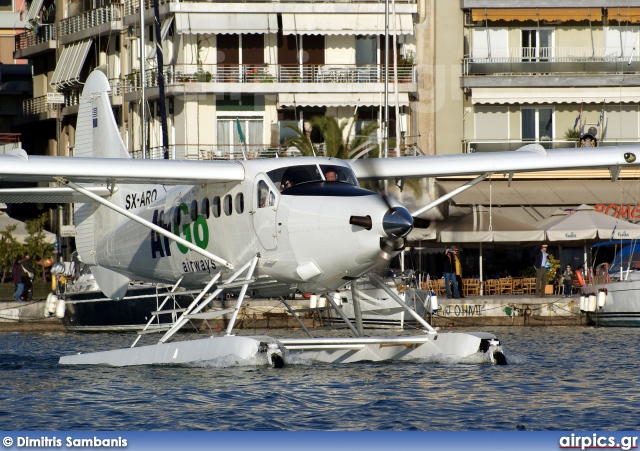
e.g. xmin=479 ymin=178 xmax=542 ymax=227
xmin=0 ymin=294 xmax=586 ymax=332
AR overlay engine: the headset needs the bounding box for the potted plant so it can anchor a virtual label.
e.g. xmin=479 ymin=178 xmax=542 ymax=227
xmin=545 ymin=253 xmax=560 ymax=294
xmin=195 ymin=70 xmax=211 ymax=82
xmin=564 ymin=127 xmax=580 ymax=142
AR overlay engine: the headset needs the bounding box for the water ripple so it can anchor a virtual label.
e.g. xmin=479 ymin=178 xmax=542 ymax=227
xmin=2 ymin=327 xmax=640 ymax=430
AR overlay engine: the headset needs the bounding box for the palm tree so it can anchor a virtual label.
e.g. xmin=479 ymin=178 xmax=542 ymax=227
xmin=284 ymin=115 xmax=422 ymax=199
xmin=284 ymin=115 xmax=379 ymax=159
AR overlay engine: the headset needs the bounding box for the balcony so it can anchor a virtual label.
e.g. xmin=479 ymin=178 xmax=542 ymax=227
xmin=133 ymin=141 xmax=423 ymax=160
xmin=463 ymin=139 xmax=640 ymax=154
xmin=20 ymin=90 xmax=83 ymax=117
xmin=14 ymin=24 xmax=57 ymax=59
xmin=463 ymin=47 xmax=640 ymax=88
xmin=59 ymin=4 xmax=123 ymax=42
xmin=124 ymin=63 xmax=416 ymax=95
xmin=463 ymin=47 xmax=640 ymax=83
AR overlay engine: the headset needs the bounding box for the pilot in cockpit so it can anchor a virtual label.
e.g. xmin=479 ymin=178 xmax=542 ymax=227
xmin=324 ymin=169 xmax=337 ymax=181
xmin=280 ymin=178 xmax=292 ymax=192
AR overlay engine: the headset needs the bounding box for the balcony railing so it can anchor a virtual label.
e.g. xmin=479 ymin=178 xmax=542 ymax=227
xmin=21 ymin=91 xmax=83 ymax=116
xmin=59 ymin=4 xmax=123 ymax=37
xmin=463 ymin=47 xmax=640 ymax=75
xmin=131 ymin=142 xmax=422 ymax=160
xmin=21 ymin=95 xmax=59 ymax=116
xmin=124 ymin=64 xmax=416 ymax=90
xmin=14 ymin=24 xmax=57 ymax=51
xmin=464 ymin=139 xmax=640 ymax=154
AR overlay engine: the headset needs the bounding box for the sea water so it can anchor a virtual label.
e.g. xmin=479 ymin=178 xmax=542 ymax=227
xmin=1 ymin=326 xmax=639 ymax=431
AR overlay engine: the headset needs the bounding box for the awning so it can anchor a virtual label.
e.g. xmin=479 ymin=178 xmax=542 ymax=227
xmin=471 ymin=8 xmax=596 ymax=22
xmin=148 ymin=15 xmax=174 ymax=60
xmin=471 ymin=87 xmax=640 ymax=105
xmin=175 ymin=13 xmax=277 ymax=34
xmin=435 ymin=180 xmax=640 ymax=207
xmin=608 ymin=7 xmax=640 ymax=23
xmin=281 ymin=13 xmax=413 ymax=36
xmin=50 ymin=39 xmax=92 ymax=90
xmin=25 ymin=0 xmax=44 ymax=22
xmin=279 ymin=92 xmax=409 ymax=108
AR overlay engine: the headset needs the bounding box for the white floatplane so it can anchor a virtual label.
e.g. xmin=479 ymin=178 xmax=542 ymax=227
xmin=2 ymin=69 xmax=640 ymax=367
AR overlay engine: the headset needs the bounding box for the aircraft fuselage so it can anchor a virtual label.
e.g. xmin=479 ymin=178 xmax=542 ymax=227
xmin=92 ymin=157 xmax=413 ymax=296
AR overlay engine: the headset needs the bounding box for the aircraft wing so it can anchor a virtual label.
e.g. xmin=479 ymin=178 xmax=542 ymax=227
xmin=0 ymin=152 xmax=245 ymax=185
xmin=350 ymin=144 xmax=640 ymax=179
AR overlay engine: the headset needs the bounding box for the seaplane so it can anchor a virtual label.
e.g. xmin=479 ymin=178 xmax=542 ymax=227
xmin=1 ymin=69 xmax=638 ymax=367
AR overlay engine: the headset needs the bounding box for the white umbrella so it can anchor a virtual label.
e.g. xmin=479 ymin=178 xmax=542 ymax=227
xmin=0 ymin=210 xmax=56 ymax=245
xmin=440 ymin=210 xmax=545 ymax=243
xmin=544 ymin=204 xmax=640 ymax=241
xmin=543 ymin=204 xmax=640 ymax=277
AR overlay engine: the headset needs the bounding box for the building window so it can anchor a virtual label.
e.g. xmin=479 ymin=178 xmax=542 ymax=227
xmin=522 ymin=108 xmax=553 ymax=141
xmin=216 ymin=118 xmax=263 ymax=157
xmin=471 ymin=28 xmax=508 ymax=59
xmin=521 ymin=29 xmax=553 ymax=61
xmin=605 ymin=26 xmax=639 ymax=58
xmin=356 ymin=36 xmax=377 ymax=65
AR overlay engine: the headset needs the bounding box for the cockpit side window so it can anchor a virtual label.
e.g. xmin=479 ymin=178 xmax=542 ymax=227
xmin=257 ymin=180 xmax=275 ymax=208
xmin=258 ymin=180 xmax=268 ymax=208
xmin=320 ymin=165 xmax=355 ymax=184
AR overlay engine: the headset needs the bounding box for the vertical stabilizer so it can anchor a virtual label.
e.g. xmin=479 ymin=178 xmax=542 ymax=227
xmin=73 ymin=70 xmax=132 ymax=298
xmin=74 ymin=70 xmax=130 ymax=159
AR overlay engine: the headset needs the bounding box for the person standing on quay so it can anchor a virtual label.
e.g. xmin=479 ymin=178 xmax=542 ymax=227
xmin=562 ymin=264 xmax=574 ymax=297
xmin=534 ymin=244 xmax=549 ymax=298
xmin=452 ymin=246 xmax=465 ymax=298
xmin=20 ymin=253 xmax=34 ymax=301
xmin=12 ymin=258 xmax=24 ymax=301
xmin=443 ymin=248 xmax=460 ymax=299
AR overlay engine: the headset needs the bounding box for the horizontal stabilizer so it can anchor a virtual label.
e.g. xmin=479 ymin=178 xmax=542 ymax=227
xmin=90 ymin=266 xmax=130 ymax=300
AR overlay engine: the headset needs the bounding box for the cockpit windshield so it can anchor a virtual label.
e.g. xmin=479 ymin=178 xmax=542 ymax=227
xmin=267 ymin=164 xmax=358 ymax=192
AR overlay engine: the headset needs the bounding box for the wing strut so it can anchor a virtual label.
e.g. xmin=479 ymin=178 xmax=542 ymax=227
xmin=59 ymin=178 xmax=233 ymax=269
xmin=410 ymin=173 xmax=491 ymax=218
xmin=368 ymin=273 xmax=437 ymax=334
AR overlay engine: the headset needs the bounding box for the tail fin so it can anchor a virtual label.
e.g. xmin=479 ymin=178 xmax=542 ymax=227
xmin=74 ymin=69 xmax=131 ymax=300
xmin=74 ymin=69 xmax=130 ymax=159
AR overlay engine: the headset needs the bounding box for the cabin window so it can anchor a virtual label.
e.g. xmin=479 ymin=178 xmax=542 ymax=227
xmin=173 ymin=206 xmax=181 ymax=226
xmin=212 ymin=196 xmax=221 ymax=218
xmin=235 ymin=193 xmax=244 ymax=214
xmin=190 ymin=200 xmax=198 ymax=221
xmin=201 ymin=198 xmax=210 ymax=219
xmin=223 ymin=194 xmax=232 ymax=216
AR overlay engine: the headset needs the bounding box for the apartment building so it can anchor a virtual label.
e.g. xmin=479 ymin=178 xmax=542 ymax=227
xmin=12 ymin=0 xmax=640 ymax=222
xmin=427 ymin=1 xmax=640 ymax=222
xmin=13 ymin=0 xmax=419 ymax=162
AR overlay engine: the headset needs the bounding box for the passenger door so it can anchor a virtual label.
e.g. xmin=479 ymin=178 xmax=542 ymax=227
xmin=252 ymin=177 xmax=278 ymax=250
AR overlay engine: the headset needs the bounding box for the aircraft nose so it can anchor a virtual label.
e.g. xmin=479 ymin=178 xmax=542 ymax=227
xmin=382 ymin=207 xmax=414 ymax=237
